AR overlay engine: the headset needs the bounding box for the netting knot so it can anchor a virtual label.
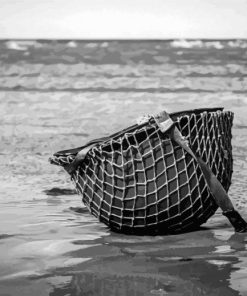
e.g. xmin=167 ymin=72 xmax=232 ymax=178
xmin=136 ymin=114 xmax=152 ymax=125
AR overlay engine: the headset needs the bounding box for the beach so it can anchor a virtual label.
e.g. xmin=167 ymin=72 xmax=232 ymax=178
xmin=0 ymin=39 xmax=247 ymax=295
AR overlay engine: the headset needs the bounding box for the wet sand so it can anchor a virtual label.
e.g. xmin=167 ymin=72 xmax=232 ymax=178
xmin=0 ymin=40 xmax=247 ymax=295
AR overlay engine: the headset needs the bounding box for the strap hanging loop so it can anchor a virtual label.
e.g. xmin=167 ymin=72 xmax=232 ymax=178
xmin=154 ymin=110 xmax=247 ymax=233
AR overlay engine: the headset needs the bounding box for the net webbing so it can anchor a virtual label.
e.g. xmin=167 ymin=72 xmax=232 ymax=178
xmin=50 ymin=109 xmax=233 ymax=233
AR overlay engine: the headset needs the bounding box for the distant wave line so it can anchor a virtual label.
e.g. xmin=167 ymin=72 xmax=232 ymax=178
xmin=0 ymin=73 xmax=246 ymax=78
xmin=0 ymin=86 xmax=245 ymax=94
xmin=3 ymin=39 xmax=247 ymax=50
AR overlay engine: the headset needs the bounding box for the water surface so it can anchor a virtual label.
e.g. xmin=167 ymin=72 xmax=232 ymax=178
xmin=0 ymin=39 xmax=247 ymax=296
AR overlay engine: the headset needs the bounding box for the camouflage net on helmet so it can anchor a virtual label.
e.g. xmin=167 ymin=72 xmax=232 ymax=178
xmin=50 ymin=108 xmax=233 ymax=234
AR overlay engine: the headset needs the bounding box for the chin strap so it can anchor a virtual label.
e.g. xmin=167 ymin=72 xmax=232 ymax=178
xmin=63 ymin=145 xmax=94 ymax=174
xmin=154 ymin=110 xmax=247 ymax=233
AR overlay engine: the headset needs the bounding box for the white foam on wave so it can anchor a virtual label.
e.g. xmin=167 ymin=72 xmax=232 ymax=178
xmin=67 ymin=41 xmax=77 ymax=48
xmin=5 ymin=40 xmax=42 ymax=51
xmin=205 ymin=41 xmax=224 ymax=49
xmin=171 ymin=39 xmax=204 ymax=48
xmin=100 ymin=42 xmax=109 ymax=48
xmin=228 ymin=40 xmax=247 ymax=48
xmin=85 ymin=42 xmax=98 ymax=48
xmin=170 ymin=39 xmax=246 ymax=49
xmin=5 ymin=41 xmax=27 ymax=51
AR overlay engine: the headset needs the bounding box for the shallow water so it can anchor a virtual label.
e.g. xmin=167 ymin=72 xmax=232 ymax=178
xmin=0 ymin=40 xmax=247 ymax=296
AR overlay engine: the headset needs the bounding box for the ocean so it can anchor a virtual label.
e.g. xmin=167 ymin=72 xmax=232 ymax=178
xmin=0 ymin=39 xmax=247 ymax=295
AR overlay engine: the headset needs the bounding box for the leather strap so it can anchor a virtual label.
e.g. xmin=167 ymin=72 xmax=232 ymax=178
xmin=154 ymin=110 xmax=247 ymax=232
xmin=63 ymin=144 xmax=96 ymax=174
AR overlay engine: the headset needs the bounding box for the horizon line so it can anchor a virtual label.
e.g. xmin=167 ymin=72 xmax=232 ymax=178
xmin=1 ymin=38 xmax=247 ymax=41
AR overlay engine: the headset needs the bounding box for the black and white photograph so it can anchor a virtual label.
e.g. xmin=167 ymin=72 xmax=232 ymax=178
xmin=0 ymin=0 xmax=247 ymax=295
